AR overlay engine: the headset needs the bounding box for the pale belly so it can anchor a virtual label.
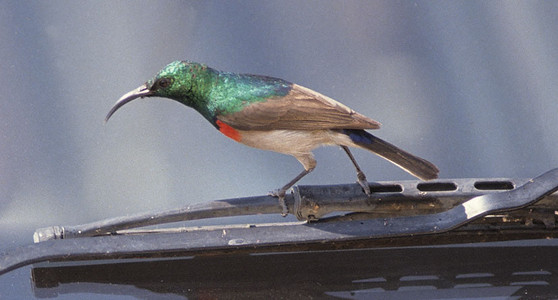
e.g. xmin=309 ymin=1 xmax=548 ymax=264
xmin=236 ymin=129 xmax=353 ymax=156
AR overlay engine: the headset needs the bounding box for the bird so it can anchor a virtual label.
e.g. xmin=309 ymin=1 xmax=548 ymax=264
xmin=106 ymin=60 xmax=439 ymax=216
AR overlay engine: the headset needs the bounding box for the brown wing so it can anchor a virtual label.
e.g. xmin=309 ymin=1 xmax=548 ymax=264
xmin=217 ymin=84 xmax=381 ymax=131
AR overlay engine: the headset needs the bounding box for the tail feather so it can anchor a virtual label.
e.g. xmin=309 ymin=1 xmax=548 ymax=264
xmin=342 ymin=129 xmax=439 ymax=180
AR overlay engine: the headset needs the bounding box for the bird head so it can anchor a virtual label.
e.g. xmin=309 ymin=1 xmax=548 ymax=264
xmin=105 ymin=60 xmax=208 ymax=122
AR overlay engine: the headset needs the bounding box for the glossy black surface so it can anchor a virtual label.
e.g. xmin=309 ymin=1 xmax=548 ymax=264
xmin=30 ymin=240 xmax=558 ymax=299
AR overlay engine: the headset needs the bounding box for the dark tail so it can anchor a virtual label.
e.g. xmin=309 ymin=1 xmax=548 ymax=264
xmin=342 ymin=129 xmax=439 ymax=180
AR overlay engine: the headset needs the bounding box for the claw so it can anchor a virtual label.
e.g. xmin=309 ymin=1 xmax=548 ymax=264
xmin=357 ymin=171 xmax=371 ymax=195
xmin=269 ymin=189 xmax=289 ymax=217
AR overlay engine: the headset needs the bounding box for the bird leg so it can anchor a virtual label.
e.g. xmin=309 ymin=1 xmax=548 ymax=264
xmin=269 ymin=168 xmax=313 ymax=216
xmin=341 ymin=146 xmax=371 ymax=195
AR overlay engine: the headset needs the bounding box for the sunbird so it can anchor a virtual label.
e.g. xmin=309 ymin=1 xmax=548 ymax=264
xmin=106 ymin=61 xmax=439 ymax=215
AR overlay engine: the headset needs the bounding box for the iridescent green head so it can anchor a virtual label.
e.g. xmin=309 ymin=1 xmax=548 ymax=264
xmin=147 ymin=60 xmax=210 ymax=101
xmin=105 ymin=60 xmax=213 ymax=122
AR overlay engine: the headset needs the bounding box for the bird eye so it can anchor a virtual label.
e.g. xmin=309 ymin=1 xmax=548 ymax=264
xmin=157 ymin=77 xmax=171 ymax=88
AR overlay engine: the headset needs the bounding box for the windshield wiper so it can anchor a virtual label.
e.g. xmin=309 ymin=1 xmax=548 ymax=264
xmin=2 ymin=168 xmax=558 ymax=276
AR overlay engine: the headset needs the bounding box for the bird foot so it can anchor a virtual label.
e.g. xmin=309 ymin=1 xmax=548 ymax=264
xmin=357 ymin=171 xmax=371 ymax=195
xmin=269 ymin=189 xmax=289 ymax=217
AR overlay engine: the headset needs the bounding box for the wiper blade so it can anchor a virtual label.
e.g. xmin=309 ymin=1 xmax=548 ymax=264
xmin=34 ymin=170 xmax=558 ymax=242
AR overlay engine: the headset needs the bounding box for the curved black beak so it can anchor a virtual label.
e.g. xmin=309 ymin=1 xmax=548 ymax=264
xmin=105 ymin=83 xmax=153 ymax=122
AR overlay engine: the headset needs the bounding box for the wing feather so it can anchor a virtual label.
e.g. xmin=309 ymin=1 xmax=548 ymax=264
xmin=217 ymin=84 xmax=381 ymax=130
